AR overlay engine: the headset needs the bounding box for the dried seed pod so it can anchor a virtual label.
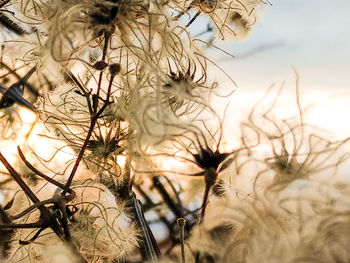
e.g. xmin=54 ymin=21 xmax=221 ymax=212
xmin=109 ymin=63 xmax=121 ymax=76
xmin=93 ymin=61 xmax=108 ymax=70
xmin=212 ymin=179 xmax=226 ymax=197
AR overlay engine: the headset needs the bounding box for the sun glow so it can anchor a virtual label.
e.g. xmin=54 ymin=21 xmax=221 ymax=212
xmin=117 ymin=154 xmax=126 ymax=168
xmin=161 ymin=158 xmax=186 ymax=171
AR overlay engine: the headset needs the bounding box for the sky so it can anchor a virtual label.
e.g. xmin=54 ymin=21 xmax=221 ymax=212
xmin=203 ymin=0 xmax=350 ymax=140
xmin=221 ymin=0 xmax=350 ymax=90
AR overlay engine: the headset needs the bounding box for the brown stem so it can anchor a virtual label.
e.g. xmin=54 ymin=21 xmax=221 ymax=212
xmin=130 ymin=192 xmax=160 ymax=262
xmin=0 ymin=205 xmax=14 ymax=258
xmin=62 ymin=69 xmax=115 ymax=195
xmin=177 ymin=218 xmax=186 ymax=263
xmin=0 ymin=152 xmax=40 ymax=204
xmin=62 ymin=120 xmax=96 ymax=195
xmin=199 ymin=168 xmax=218 ymax=224
xmin=17 ymin=146 xmax=66 ymax=189
xmin=0 ymin=222 xmax=42 ymax=229
xmin=94 ymin=33 xmax=110 ymax=113
xmin=152 ymin=176 xmax=184 ymax=218
xmin=0 ymin=63 xmax=39 ymax=97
